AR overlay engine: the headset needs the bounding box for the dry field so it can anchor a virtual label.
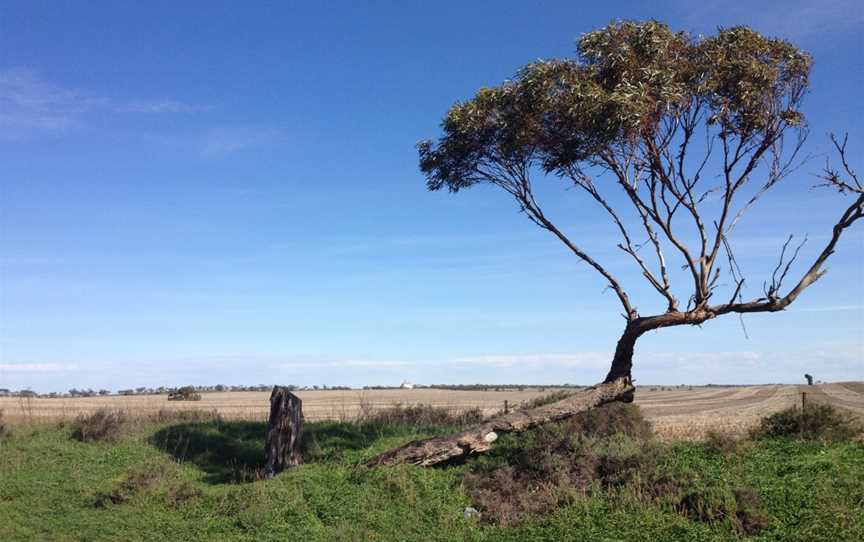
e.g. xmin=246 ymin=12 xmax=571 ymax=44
xmin=2 ymin=382 xmax=862 ymax=439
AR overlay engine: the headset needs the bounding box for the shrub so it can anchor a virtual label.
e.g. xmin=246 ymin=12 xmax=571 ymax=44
xmin=0 ymin=409 xmax=8 ymax=440
xmin=71 ymin=409 xmax=127 ymax=443
xmin=168 ymin=386 xmax=202 ymax=401
xmin=751 ymin=403 xmax=862 ymax=442
xmin=464 ymin=402 xmax=654 ymax=525
xmin=463 ymin=402 xmax=772 ymax=534
xmin=674 ymin=485 xmax=769 ymax=536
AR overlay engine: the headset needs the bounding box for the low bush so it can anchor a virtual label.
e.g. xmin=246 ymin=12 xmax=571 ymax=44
xmin=465 ymin=403 xmax=654 ymax=525
xmin=751 ymin=402 xmax=862 ymax=442
xmin=0 ymin=409 xmax=8 ymax=440
xmin=464 ymin=403 xmax=770 ymax=535
xmin=71 ymin=409 xmax=127 ymax=443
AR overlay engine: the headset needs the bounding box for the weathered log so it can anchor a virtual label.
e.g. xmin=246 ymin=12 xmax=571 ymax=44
xmin=264 ymin=386 xmax=304 ymax=476
xmin=366 ymin=377 xmax=634 ymax=467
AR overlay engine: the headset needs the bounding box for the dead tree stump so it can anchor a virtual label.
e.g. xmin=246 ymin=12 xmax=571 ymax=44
xmin=264 ymin=386 xmax=304 ymax=477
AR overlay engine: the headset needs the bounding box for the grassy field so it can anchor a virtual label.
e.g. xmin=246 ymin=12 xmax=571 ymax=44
xmin=1 ymin=398 xmax=863 ymax=541
xmin=4 ymin=383 xmax=863 ymax=439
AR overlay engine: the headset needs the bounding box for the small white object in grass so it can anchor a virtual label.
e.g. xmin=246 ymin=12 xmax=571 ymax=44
xmin=483 ymin=431 xmax=498 ymax=443
xmin=463 ymin=507 xmax=481 ymax=519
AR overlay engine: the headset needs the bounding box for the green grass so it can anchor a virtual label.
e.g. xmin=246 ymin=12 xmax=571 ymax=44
xmin=1 ymin=415 xmax=862 ymax=541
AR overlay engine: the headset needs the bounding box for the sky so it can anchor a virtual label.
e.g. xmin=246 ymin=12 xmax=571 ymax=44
xmin=0 ymin=1 xmax=862 ymax=393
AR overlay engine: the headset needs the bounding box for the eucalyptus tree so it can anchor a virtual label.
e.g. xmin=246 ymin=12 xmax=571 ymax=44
xmin=418 ymin=21 xmax=861 ymax=384
xmin=368 ymin=21 xmax=862 ymax=467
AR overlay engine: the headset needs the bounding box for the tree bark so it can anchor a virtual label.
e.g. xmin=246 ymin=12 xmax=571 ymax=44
xmin=603 ymin=325 xmax=643 ymax=385
xmin=264 ymin=386 xmax=304 ymax=476
xmin=365 ymin=377 xmax=634 ymax=467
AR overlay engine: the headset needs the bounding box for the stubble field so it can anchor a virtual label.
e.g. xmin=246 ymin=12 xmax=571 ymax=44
xmin=4 ymin=382 xmax=863 ymax=438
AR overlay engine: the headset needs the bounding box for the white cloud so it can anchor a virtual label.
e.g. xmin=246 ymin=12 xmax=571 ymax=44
xmin=199 ymin=126 xmax=284 ymax=158
xmin=449 ymin=353 xmax=611 ymax=368
xmin=792 ymin=305 xmax=864 ymax=313
xmin=679 ymin=0 xmax=863 ymax=39
xmin=0 ymin=69 xmax=199 ymax=139
xmin=114 ymin=100 xmax=204 ymax=114
xmin=0 ymin=363 xmax=79 ymax=373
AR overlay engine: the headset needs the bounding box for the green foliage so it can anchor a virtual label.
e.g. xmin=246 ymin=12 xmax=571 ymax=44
xmin=419 ymin=20 xmax=810 ymax=192
xmin=751 ymin=403 xmax=863 ymax=442
xmin=2 ymin=407 xmax=863 ymax=541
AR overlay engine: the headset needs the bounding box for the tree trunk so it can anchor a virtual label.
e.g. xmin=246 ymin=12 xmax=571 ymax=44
xmin=264 ymin=386 xmax=304 ymax=476
xmin=365 ymin=377 xmax=634 ymax=467
xmin=603 ymin=324 xmax=644 ymax=386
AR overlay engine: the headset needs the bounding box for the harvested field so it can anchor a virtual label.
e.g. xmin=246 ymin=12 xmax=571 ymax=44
xmin=2 ymin=382 xmax=862 ymax=439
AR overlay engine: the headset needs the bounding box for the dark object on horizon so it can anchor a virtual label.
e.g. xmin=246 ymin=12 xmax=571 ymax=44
xmin=264 ymin=386 xmax=304 ymax=476
xmin=168 ymin=386 xmax=202 ymax=401
xmin=804 ymin=374 xmax=814 ymax=385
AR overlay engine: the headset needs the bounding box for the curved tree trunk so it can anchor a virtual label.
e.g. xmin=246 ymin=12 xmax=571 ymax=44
xmin=603 ymin=324 xmax=644 ymax=385
xmin=366 ymin=377 xmax=634 ymax=467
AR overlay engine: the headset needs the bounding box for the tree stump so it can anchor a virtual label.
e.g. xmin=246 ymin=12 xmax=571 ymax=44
xmin=264 ymin=386 xmax=304 ymax=476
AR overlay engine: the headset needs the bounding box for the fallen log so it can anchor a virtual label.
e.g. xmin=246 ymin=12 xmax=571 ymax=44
xmin=366 ymin=377 xmax=634 ymax=467
xmin=264 ymin=386 xmax=304 ymax=476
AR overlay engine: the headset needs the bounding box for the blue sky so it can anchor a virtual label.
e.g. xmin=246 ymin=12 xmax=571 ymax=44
xmin=1 ymin=1 xmax=862 ymax=392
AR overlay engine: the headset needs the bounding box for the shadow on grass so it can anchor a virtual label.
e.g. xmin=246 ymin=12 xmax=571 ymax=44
xmin=151 ymin=421 xmax=267 ymax=484
xmin=150 ymin=419 xmax=423 ymax=484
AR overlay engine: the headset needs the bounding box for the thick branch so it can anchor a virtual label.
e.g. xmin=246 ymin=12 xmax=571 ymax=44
xmin=365 ymin=378 xmax=634 ymax=467
xmin=710 ymin=192 xmax=864 ymax=315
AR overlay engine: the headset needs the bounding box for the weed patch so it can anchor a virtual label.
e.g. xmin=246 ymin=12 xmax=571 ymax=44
xmin=361 ymin=403 xmax=483 ymax=428
xmin=93 ymin=461 xmax=171 ymax=507
xmin=71 ymin=409 xmax=127 ymax=443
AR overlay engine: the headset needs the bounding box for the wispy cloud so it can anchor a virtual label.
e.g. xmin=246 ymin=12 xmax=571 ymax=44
xmin=199 ymin=126 xmax=284 ymax=158
xmin=113 ymin=100 xmax=204 ymax=114
xmin=0 ymin=69 xmax=200 ymax=139
xmin=0 ymin=362 xmax=79 ymax=373
xmin=678 ymin=0 xmax=863 ymax=39
xmin=792 ymin=304 xmax=864 ymax=313
xmin=449 ymin=353 xmax=611 ymax=368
